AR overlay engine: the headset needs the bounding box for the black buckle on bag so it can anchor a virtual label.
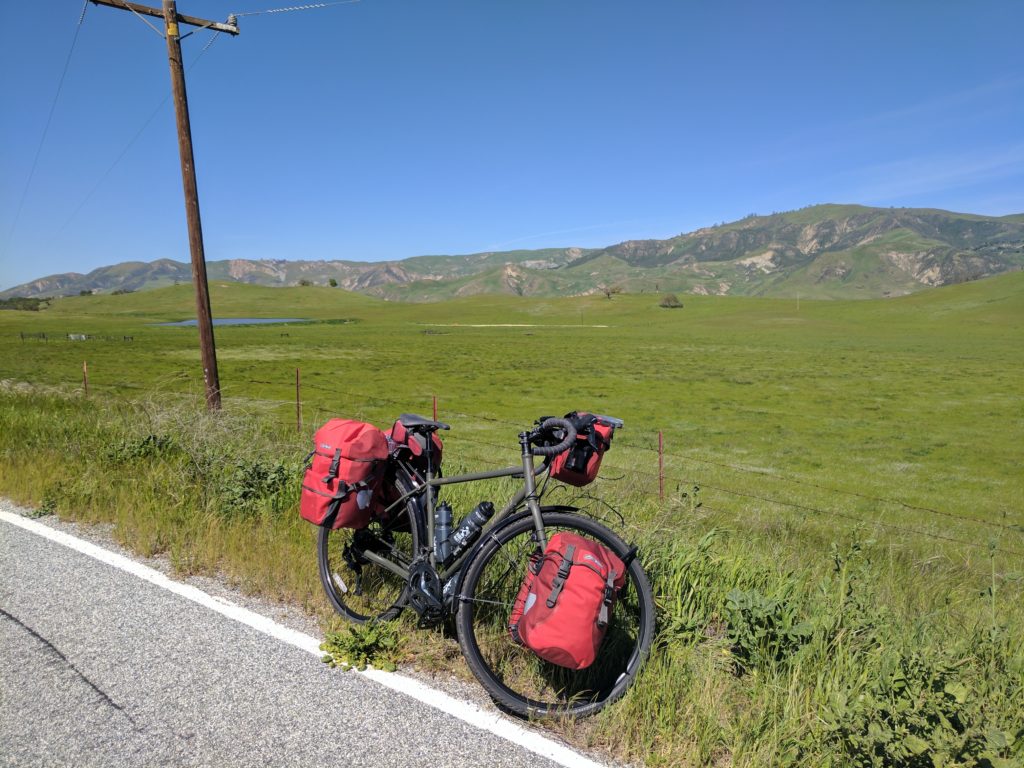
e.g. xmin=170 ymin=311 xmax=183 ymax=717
xmin=546 ymin=544 xmax=576 ymax=608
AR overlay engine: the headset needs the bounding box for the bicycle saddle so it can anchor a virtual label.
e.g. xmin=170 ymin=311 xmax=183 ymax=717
xmin=397 ymin=413 xmax=451 ymax=432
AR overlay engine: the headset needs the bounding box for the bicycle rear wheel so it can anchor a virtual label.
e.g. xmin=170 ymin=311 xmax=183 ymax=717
xmin=455 ymin=511 xmax=655 ymax=718
xmin=316 ymin=466 xmax=421 ymax=623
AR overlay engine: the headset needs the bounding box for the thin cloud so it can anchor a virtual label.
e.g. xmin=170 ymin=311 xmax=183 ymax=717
xmin=842 ymin=143 xmax=1024 ymax=202
xmin=850 ymin=77 xmax=1024 ymax=130
xmin=746 ymin=78 xmax=1024 ymax=172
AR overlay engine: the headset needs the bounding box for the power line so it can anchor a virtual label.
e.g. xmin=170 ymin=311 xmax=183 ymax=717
xmin=5 ymin=1 xmax=90 ymax=257
xmin=232 ymin=0 xmax=360 ymax=17
xmin=53 ymin=29 xmax=222 ymax=237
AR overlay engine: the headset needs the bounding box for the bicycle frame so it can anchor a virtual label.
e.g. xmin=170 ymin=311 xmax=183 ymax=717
xmin=316 ymin=413 xmax=651 ymax=719
xmin=359 ymin=431 xmax=550 ymax=586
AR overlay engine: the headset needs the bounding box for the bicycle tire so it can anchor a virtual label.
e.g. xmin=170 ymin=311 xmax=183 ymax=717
xmin=316 ymin=465 xmax=421 ymax=623
xmin=455 ymin=511 xmax=655 ymax=718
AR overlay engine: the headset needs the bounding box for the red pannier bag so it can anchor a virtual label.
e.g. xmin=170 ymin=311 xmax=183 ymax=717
xmin=373 ymin=418 xmax=444 ymax=523
xmin=509 ymin=532 xmax=626 ymax=670
xmin=300 ymin=419 xmax=388 ymax=530
xmin=386 ymin=418 xmax=443 ymax=480
xmin=549 ymin=412 xmax=615 ymax=487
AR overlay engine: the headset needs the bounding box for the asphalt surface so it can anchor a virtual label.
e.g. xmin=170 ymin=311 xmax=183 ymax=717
xmin=0 ymin=510 xmax=591 ymax=768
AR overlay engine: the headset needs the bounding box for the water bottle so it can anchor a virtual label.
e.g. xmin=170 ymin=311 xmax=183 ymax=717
xmin=434 ymin=502 xmax=453 ymax=564
xmin=447 ymin=501 xmax=495 ymax=563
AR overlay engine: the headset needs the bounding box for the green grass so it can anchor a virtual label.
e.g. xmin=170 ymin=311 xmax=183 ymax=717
xmin=1 ymin=274 xmax=1022 ymax=766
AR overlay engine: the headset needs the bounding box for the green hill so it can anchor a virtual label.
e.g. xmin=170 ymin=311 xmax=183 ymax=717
xmin=3 ymin=204 xmax=1021 ymax=302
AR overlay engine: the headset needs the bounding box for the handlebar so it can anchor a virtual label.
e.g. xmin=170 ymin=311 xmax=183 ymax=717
xmin=529 ymin=417 xmax=577 ymax=457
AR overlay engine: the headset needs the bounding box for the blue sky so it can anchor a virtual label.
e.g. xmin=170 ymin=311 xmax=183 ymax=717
xmin=2 ymin=0 xmax=1022 ymax=291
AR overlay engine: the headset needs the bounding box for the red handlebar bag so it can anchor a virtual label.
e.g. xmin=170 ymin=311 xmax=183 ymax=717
xmin=510 ymin=532 xmax=626 ymax=670
xmin=549 ymin=412 xmax=615 ymax=487
xmin=300 ymin=419 xmax=388 ymax=530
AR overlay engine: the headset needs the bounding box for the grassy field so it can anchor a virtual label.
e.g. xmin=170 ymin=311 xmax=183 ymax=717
xmin=1 ymin=274 xmax=1022 ymax=766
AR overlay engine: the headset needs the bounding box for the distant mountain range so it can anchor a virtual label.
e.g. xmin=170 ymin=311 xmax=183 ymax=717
xmin=4 ymin=204 xmax=1022 ymax=302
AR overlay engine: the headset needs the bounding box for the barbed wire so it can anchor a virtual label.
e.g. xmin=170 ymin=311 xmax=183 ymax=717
xmin=24 ymin=369 xmax=1020 ymax=553
xmin=616 ymin=438 xmax=1019 ymax=533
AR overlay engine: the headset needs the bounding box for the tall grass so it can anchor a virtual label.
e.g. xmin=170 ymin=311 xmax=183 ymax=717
xmin=1 ymin=275 xmax=1021 ymax=764
xmin=1 ymin=386 xmax=1020 ymax=766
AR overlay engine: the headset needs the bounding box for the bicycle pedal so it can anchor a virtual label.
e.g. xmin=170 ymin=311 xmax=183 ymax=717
xmin=416 ymin=608 xmax=444 ymax=629
xmin=407 ymin=562 xmax=445 ymax=621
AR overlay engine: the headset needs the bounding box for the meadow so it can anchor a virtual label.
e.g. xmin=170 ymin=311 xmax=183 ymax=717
xmin=1 ymin=275 xmax=1022 ymax=766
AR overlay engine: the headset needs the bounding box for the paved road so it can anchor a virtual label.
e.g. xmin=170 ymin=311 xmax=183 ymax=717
xmin=0 ymin=510 xmax=602 ymax=768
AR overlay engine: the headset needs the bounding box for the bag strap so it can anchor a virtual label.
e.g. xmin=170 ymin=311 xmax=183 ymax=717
xmin=597 ymin=569 xmax=617 ymax=628
xmin=322 ymin=448 xmax=342 ymax=484
xmin=545 ymin=544 xmax=575 ymax=608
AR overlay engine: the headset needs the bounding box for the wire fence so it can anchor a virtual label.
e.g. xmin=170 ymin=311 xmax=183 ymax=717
xmin=13 ymin=360 xmax=1022 ymax=558
xmin=295 ymin=378 xmax=1024 ymax=556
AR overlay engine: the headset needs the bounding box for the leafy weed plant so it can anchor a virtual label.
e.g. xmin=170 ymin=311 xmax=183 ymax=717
xmin=320 ymin=621 xmax=405 ymax=672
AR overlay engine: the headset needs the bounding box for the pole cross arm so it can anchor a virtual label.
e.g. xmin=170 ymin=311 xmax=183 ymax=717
xmin=90 ymin=0 xmax=240 ymax=35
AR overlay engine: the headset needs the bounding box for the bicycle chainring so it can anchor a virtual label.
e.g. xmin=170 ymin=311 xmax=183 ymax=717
xmin=406 ymin=561 xmax=445 ymax=627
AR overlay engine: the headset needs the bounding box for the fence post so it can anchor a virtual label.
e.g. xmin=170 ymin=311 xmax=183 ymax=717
xmin=83 ymin=361 xmax=89 ymax=397
xmin=433 ymin=394 xmax=438 ymax=422
xmin=296 ymin=367 xmax=302 ymax=433
xmin=658 ymin=430 xmax=664 ymax=501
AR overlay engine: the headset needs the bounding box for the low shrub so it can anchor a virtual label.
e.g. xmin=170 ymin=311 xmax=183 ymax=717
xmin=659 ymin=294 xmax=683 ymax=308
xmin=320 ymin=621 xmax=405 ymax=671
xmin=218 ymin=458 xmax=294 ymax=517
xmin=724 ymin=584 xmax=813 ymax=670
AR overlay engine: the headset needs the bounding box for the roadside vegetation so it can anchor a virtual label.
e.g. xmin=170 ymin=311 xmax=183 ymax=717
xmin=1 ymin=275 xmax=1021 ymax=766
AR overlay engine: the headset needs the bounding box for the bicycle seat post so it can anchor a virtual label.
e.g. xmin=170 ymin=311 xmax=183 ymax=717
xmin=424 ymin=431 xmax=435 ymax=479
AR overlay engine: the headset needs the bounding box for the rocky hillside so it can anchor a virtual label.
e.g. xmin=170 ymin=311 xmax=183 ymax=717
xmin=564 ymin=204 xmax=1024 ymax=298
xmin=3 ymin=205 xmax=1021 ymax=301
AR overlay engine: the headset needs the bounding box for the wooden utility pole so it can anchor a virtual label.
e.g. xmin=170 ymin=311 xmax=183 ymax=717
xmin=91 ymin=0 xmax=239 ymax=410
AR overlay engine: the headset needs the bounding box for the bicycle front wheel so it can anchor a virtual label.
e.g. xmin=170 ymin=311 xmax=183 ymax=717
xmin=316 ymin=467 xmax=421 ymax=623
xmin=456 ymin=511 xmax=655 ymax=718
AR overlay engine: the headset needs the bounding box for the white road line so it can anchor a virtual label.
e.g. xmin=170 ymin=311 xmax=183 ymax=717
xmin=0 ymin=510 xmax=608 ymax=768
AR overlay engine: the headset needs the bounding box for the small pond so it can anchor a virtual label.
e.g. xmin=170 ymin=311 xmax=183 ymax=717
xmin=154 ymin=318 xmax=309 ymax=327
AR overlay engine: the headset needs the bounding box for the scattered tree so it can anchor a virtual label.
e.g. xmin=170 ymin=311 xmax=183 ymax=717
xmin=328 ymin=278 xmax=338 ymax=288
xmin=298 ymin=279 xmax=313 ymax=287
xmin=79 ymin=289 xmax=93 ymax=296
xmin=0 ymin=297 xmax=46 ymax=311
